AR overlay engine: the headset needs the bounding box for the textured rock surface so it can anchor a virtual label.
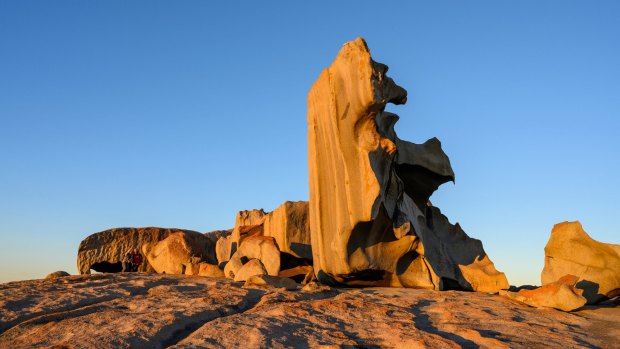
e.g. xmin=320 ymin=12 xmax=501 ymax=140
xmin=501 ymin=274 xmax=587 ymax=312
xmin=263 ymin=201 xmax=312 ymax=260
xmin=77 ymin=227 xmax=202 ymax=274
xmin=542 ymin=221 xmax=620 ymax=304
xmin=307 ymin=37 xmax=508 ymax=291
xmin=1 ymin=274 xmax=617 ymax=348
xmin=45 ymin=271 xmax=70 ymax=279
xmin=146 ymin=231 xmax=218 ymax=274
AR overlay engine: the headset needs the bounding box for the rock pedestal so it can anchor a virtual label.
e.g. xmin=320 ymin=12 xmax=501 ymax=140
xmin=307 ymin=38 xmax=508 ymax=291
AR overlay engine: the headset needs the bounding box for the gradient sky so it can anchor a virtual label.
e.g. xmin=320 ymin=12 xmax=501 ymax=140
xmin=1 ymin=1 xmax=618 ymax=285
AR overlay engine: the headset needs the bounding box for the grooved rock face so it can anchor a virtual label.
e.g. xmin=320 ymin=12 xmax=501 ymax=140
xmin=263 ymin=201 xmax=311 ymax=260
xmin=146 ymin=231 xmax=219 ymax=274
xmin=307 ymin=37 xmax=508 ymax=291
xmin=542 ymin=221 xmax=620 ymax=304
xmin=77 ymin=227 xmax=202 ymax=274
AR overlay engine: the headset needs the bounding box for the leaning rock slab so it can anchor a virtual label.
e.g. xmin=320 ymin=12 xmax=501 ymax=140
xmin=542 ymin=221 xmax=620 ymax=304
xmin=307 ymin=37 xmax=508 ymax=291
xmin=501 ymin=274 xmax=587 ymax=312
xmin=77 ymin=227 xmax=201 ymax=274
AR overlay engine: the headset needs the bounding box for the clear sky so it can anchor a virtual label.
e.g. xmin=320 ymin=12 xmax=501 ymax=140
xmin=1 ymin=1 xmax=618 ymax=285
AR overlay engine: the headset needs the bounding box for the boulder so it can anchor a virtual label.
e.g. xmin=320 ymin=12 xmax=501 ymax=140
xmin=237 ymin=236 xmax=281 ymax=276
xmin=500 ymin=275 xmax=587 ymax=312
xmin=307 ymin=37 xmax=508 ymax=292
xmin=263 ymin=201 xmax=312 ymax=260
xmin=542 ymin=221 xmax=620 ymax=304
xmin=45 ymin=271 xmax=70 ymax=279
xmin=197 ymin=263 xmax=225 ymax=278
xmin=77 ymin=227 xmax=202 ymax=274
xmin=223 ymin=253 xmax=244 ymax=278
xmin=244 ymin=275 xmax=298 ymax=290
xmin=203 ymin=230 xmax=232 ymax=264
xmin=234 ymin=259 xmax=268 ymax=282
xmin=146 ymin=231 xmax=217 ymax=274
xmin=216 ymin=234 xmax=235 ymax=266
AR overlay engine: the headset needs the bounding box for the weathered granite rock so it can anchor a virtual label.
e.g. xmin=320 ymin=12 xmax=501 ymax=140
xmin=197 ymin=263 xmax=225 ymax=278
xmin=263 ymin=201 xmax=312 ymax=260
xmin=216 ymin=234 xmax=235 ymax=266
xmin=203 ymin=230 xmax=231 ymax=264
xmin=77 ymin=227 xmax=202 ymax=274
xmin=146 ymin=231 xmax=217 ymax=274
xmin=231 ymin=209 xmax=267 ymax=247
xmin=234 ymin=259 xmax=268 ymax=282
xmin=223 ymin=236 xmax=281 ymax=279
xmin=237 ymin=236 xmax=281 ymax=276
xmin=223 ymin=253 xmax=245 ymax=278
xmin=1 ymin=274 xmax=617 ymax=348
xmin=307 ymin=37 xmax=508 ymax=292
xmin=501 ymin=275 xmax=587 ymax=312
xmin=279 ymin=265 xmax=314 ymax=283
xmin=45 ymin=271 xmax=70 ymax=279
xmin=542 ymin=221 xmax=620 ymax=304
xmin=244 ymin=275 xmax=298 ymax=290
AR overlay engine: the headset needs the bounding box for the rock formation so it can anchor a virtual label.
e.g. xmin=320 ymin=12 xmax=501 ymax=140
xmin=542 ymin=221 xmax=620 ymax=304
xmin=233 ymin=258 xmax=268 ymax=282
xmin=2 ymin=273 xmax=617 ymax=348
xmin=77 ymin=227 xmax=203 ymax=274
xmin=263 ymin=201 xmax=312 ymax=260
xmin=224 ymin=236 xmax=281 ymax=279
xmin=45 ymin=271 xmax=70 ymax=279
xmin=146 ymin=231 xmax=219 ymax=274
xmin=203 ymin=229 xmax=231 ymax=265
xmin=307 ymin=37 xmax=508 ymax=291
xmin=231 ymin=209 xmax=267 ymax=247
xmin=500 ymin=274 xmax=587 ymax=312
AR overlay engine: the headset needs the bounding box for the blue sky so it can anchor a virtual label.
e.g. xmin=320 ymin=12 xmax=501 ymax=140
xmin=1 ymin=1 xmax=618 ymax=285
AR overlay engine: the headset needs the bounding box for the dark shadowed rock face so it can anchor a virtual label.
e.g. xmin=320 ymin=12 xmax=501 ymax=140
xmin=77 ymin=227 xmax=206 ymax=274
xmin=307 ymin=38 xmax=508 ymax=291
xmin=0 ymin=274 xmax=617 ymax=348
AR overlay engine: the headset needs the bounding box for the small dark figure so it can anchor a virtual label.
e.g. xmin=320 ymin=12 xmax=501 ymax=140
xmin=131 ymin=248 xmax=143 ymax=272
xmin=122 ymin=249 xmax=132 ymax=272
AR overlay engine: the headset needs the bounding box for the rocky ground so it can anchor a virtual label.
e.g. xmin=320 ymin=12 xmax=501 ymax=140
xmin=0 ymin=273 xmax=618 ymax=349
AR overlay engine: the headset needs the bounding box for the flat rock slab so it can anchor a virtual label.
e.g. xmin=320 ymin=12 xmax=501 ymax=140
xmin=0 ymin=274 xmax=618 ymax=348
